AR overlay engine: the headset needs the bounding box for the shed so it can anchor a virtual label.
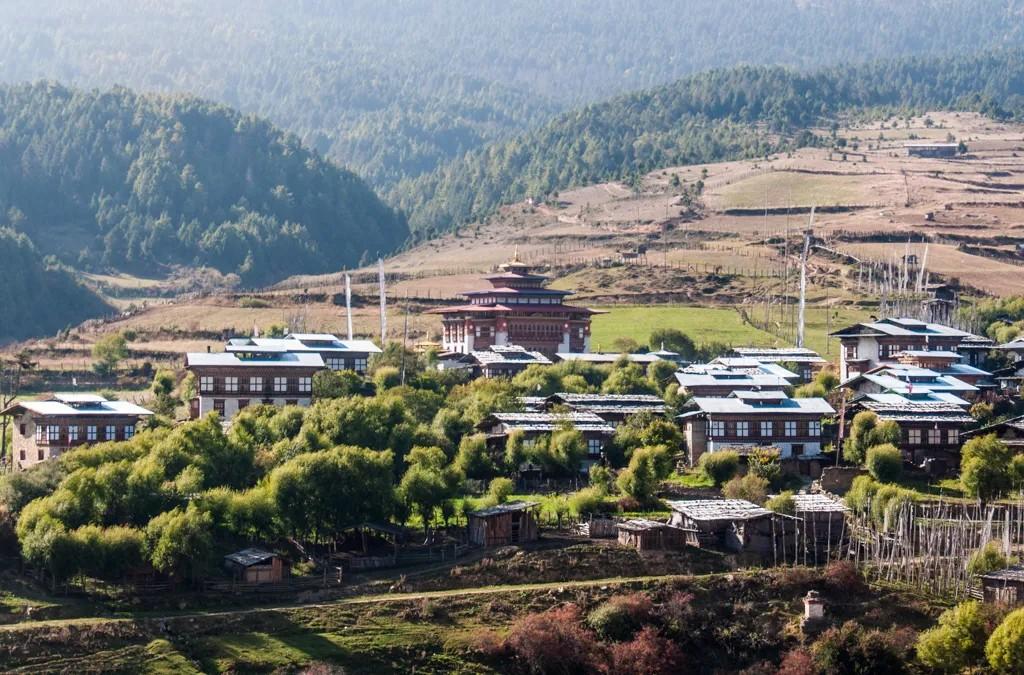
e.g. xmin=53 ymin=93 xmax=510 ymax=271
xmin=786 ymin=493 xmax=849 ymax=560
xmin=616 ymin=519 xmax=697 ymax=552
xmin=223 ymin=548 xmax=285 ymax=584
xmin=667 ymin=499 xmax=772 ymax=551
xmin=468 ymin=501 xmax=540 ymax=547
xmin=977 ymin=565 xmax=1024 ymax=605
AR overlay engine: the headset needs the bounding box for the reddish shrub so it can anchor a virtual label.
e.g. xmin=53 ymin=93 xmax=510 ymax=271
xmin=505 ymin=603 xmax=602 ymax=674
xmin=469 ymin=628 xmax=510 ymax=659
xmin=604 ymin=626 xmax=685 ymax=675
xmin=587 ymin=593 xmax=655 ymax=640
xmin=823 ymin=561 xmax=867 ymax=595
xmin=777 ymin=647 xmax=815 ymax=675
xmin=658 ymin=591 xmax=696 ymax=636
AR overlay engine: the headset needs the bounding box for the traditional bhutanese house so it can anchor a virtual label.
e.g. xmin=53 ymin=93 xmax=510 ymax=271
xmin=674 ymin=364 xmax=791 ymax=399
xmin=709 ymin=357 xmax=801 ymax=384
xmin=223 ymin=548 xmax=286 ymax=584
xmin=957 ymin=334 xmax=997 ymax=369
xmin=962 ymin=415 xmax=1024 ymax=453
xmin=677 ymin=391 xmax=834 ymax=466
xmin=468 ymin=501 xmax=540 ymax=547
xmin=427 ymin=253 xmax=603 ymax=357
xmin=904 ymin=141 xmax=959 ymax=158
xmin=466 ymin=345 xmax=552 ymax=378
xmin=729 ymin=347 xmax=828 ymax=383
xmin=616 ymin=519 xmax=697 ymax=552
xmin=992 ymin=362 xmax=1024 ymax=396
xmin=185 ymin=347 xmax=324 ymax=421
xmin=554 ymin=352 xmax=672 ymax=365
xmin=850 ymin=396 xmax=974 ymax=468
xmin=1 ymin=394 xmax=154 ymax=470
xmin=840 ymin=364 xmax=979 ymax=405
xmin=786 ymin=493 xmax=849 ymax=560
xmin=830 ymin=317 xmax=975 ymax=380
xmin=541 ymin=392 xmax=667 ymax=424
xmin=667 ymin=499 xmax=785 ymax=557
xmin=226 ymin=333 xmax=381 ymax=373
xmin=476 ymin=411 xmax=615 ymax=470
xmin=976 ymin=565 xmax=1024 ymax=605
xmin=894 ymin=350 xmax=995 ymax=392
xmin=998 ymin=337 xmax=1024 ymax=363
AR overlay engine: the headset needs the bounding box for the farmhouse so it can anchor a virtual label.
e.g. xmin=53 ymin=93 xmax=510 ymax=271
xmin=616 ymin=519 xmax=696 ymax=552
xmin=223 ymin=548 xmax=286 ymax=584
xmin=463 ymin=344 xmax=552 ymax=378
xmin=830 ymin=317 xmax=975 ymax=380
xmin=840 ymin=364 xmax=979 ymax=405
xmin=992 ymin=362 xmax=1024 ymax=395
xmin=957 ymin=333 xmax=997 ymax=368
xmin=674 ymin=363 xmax=791 ymax=398
xmin=729 ymin=347 xmax=828 ymax=382
xmin=962 ymin=414 xmax=1024 ymax=451
xmin=893 ymin=350 xmax=995 ymax=390
xmin=849 ymin=397 xmax=974 ymax=467
xmin=904 ymin=141 xmax=960 ymax=158
xmin=467 ymin=501 xmax=540 ymax=547
xmin=185 ymin=347 xmax=324 ymax=421
xmin=540 ymin=392 xmax=667 ymax=423
xmin=476 ymin=411 xmax=615 ymax=470
xmin=998 ymin=337 xmax=1024 ymax=362
xmin=1 ymin=393 xmax=154 ymax=470
xmin=226 ymin=333 xmax=381 ymax=373
xmin=554 ymin=352 xmax=673 ymax=365
xmin=427 ymin=252 xmax=602 ymax=356
xmin=677 ymin=390 xmax=834 ymax=465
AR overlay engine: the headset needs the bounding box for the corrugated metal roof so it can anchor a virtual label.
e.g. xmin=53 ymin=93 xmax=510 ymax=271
xmin=785 ymin=493 xmax=848 ymax=513
xmin=686 ymin=393 xmax=834 ymax=415
xmin=228 ymin=335 xmax=381 ymax=354
xmin=470 ymin=500 xmax=539 ymax=517
xmin=858 ymin=399 xmax=974 ymax=423
xmin=471 ymin=345 xmax=552 ymax=366
xmin=830 ymin=317 xmax=972 ymax=338
xmin=3 ymin=397 xmax=154 ymax=418
xmin=667 ymin=499 xmax=771 ymax=521
xmin=731 ymin=347 xmax=827 ymax=364
xmin=981 ymin=565 xmax=1024 ymax=582
xmin=224 ymin=547 xmax=277 ymax=567
xmin=186 ymin=352 xmax=325 ymax=368
xmin=554 ymin=352 xmax=664 ymax=364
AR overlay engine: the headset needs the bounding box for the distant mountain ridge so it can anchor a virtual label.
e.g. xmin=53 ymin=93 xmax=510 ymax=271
xmin=0 ymin=82 xmax=408 ymax=284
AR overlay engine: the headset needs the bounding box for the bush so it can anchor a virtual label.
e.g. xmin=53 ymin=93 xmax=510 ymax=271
xmin=844 ymin=475 xmax=878 ymax=514
xmin=505 ymin=604 xmax=601 ymax=674
xmin=569 ymin=486 xmax=610 ymax=516
xmin=373 ymin=366 xmax=402 ymax=390
xmin=765 ymin=491 xmax=796 ymax=515
xmin=747 ymin=447 xmax=782 ymax=488
xmin=588 ymin=464 xmax=614 ymax=494
xmin=987 ymin=607 xmax=1024 ymax=674
xmin=869 ymin=484 xmax=915 ymax=530
xmin=865 ymin=443 xmax=902 ymax=483
xmin=823 ymin=561 xmax=867 ymax=595
xmin=962 ymin=434 xmax=1014 ymax=503
xmin=812 ymin=621 xmax=911 ymax=675
xmin=586 ymin=593 xmax=654 ymax=641
xmin=777 ymin=648 xmax=816 ymax=675
xmin=917 ymin=601 xmax=995 ymax=674
xmin=605 ymin=626 xmax=685 ymax=675
xmin=967 ymin=541 xmax=1010 ymax=576
xmin=722 ymin=473 xmax=769 ymax=504
xmin=487 ymin=478 xmax=514 ymax=505
xmin=699 ymin=450 xmax=739 ymax=485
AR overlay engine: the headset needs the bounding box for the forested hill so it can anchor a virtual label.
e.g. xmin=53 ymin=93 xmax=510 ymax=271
xmin=0 ymin=83 xmax=408 ymax=284
xmin=398 ymin=50 xmax=1024 ymax=237
xmin=0 ymin=229 xmax=110 ymax=342
xmin=3 ymin=1 xmax=1023 ymax=190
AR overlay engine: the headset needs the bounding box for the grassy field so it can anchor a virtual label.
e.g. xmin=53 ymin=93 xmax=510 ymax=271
xmin=707 ymin=170 xmax=892 ymax=210
xmin=590 ymin=305 xmax=777 ymax=352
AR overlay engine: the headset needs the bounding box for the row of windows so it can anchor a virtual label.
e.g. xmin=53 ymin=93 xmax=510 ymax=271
xmin=708 ymin=419 xmax=821 ymax=438
xmin=907 ymin=428 xmax=959 ymax=445
xmin=470 ymin=296 xmax=562 ymax=305
xmin=211 ymin=399 xmax=300 ymax=415
xmin=32 ymin=424 xmax=134 ymax=443
xmin=325 ymin=357 xmax=367 ymax=372
xmin=200 ymin=376 xmax=312 ymax=394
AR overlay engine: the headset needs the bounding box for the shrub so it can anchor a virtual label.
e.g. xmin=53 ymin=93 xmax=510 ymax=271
xmin=588 ymin=464 xmax=614 ymax=494
xmin=917 ymin=600 xmax=996 ymax=674
xmin=777 ymin=648 xmax=815 ymax=675
xmin=748 ymin=447 xmax=782 ymax=488
xmin=239 ymin=296 xmax=270 ymax=308
xmin=505 ymin=604 xmax=601 ymax=674
xmin=961 ymin=434 xmax=1014 ymax=503
xmin=967 ymin=541 xmax=1010 ymax=576
xmin=722 ymin=473 xmax=769 ymax=504
xmin=605 ymin=626 xmax=685 ymax=675
xmin=869 ymin=484 xmax=915 ymax=530
xmin=987 ymin=607 xmax=1024 ymax=674
xmin=823 ymin=561 xmax=867 ymax=596
xmin=699 ymin=450 xmax=739 ymax=485
xmin=373 ymin=366 xmax=401 ymax=390
xmin=765 ymin=491 xmax=796 ymax=515
xmin=569 ymin=486 xmax=610 ymax=517
xmin=586 ymin=593 xmax=654 ymax=641
xmin=812 ymin=621 xmax=910 ymax=675
xmin=843 ymin=411 xmax=878 ymax=464
xmin=865 ymin=443 xmax=902 ymax=483
xmin=657 ymin=591 xmax=696 ymax=638
xmin=487 ymin=478 xmax=514 ymax=505
xmin=844 ymin=475 xmax=878 ymax=514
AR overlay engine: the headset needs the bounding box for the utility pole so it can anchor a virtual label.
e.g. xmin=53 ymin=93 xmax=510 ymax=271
xmin=797 ymin=207 xmax=814 ymax=349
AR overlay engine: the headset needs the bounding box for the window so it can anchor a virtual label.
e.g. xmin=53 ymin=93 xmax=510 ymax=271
xmin=46 ymin=425 xmax=60 ymax=442
xmin=249 ymin=376 xmax=263 ymax=393
xmin=37 ymin=449 xmax=44 ymax=461
xmin=274 ymin=377 xmax=288 ymax=393
xmin=34 ymin=425 xmax=43 ymax=442
xmin=928 ymin=428 xmax=941 ymax=445
xmin=908 ymin=429 xmax=922 ymax=445
xmin=808 ymin=420 xmax=821 ymax=437
xmin=124 ymin=425 xmax=135 ymax=439
xmin=709 ymin=420 xmax=725 ymax=437
xmin=735 ymin=421 xmax=749 ymax=437
xmin=68 ymin=426 xmax=79 ymax=442
xmin=238 ymin=399 xmax=249 ymax=410
xmin=105 ymin=425 xmax=116 ymax=441
xmin=19 ymin=449 xmax=25 ymax=461
xmin=948 ymin=429 xmax=959 ymax=445
xmin=760 ymin=421 xmax=773 ymax=437
xmin=354 ymin=358 xmax=367 ymax=373
xmin=285 ymin=399 xmax=298 ymax=406
xmin=844 ymin=343 xmax=858 ymax=359
xmin=213 ymin=399 xmax=226 ymax=416
xmin=587 ymin=438 xmax=603 ymax=455
xmin=19 ymin=424 xmax=25 ymax=436
xmin=200 ymin=376 xmax=214 ymax=393
xmin=784 ymin=421 xmax=797 ymax=437
xmin=298 ymin=377 xmax=312 ymax=393
xmin=326 ymin=357 xmax=344 ymax=370
xmin=225 ymin=376 xmax=239 ymax=393
xmin=87 ymin=426 xmax=97 ymax=441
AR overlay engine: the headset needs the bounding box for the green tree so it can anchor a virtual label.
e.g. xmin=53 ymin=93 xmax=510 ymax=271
xmin=698 ymin=450 xmax=739 ymax=486
xmin=766 ymin=491 xmax=796 ymax=515
xmin=454 ymin=433 xmax=498 ymax=481
xmin=399 ymin=445 xmax=462 ymax=534
xmin=144 ymin=505 xmax=214 ymax=582
xmin=91 ymin=333 xmax=128 ymax=376
xmin=987 ymin=607 xmax=1024 ymax=674
xmin=866 ymin=443 xmax=902 ymax=483
xmin=149 ymin=368 xmax=179 ymax=417
xmin=487 ymin=477 xmax=514 ymax=505
xmin=313 ymin=369 xmax=364 ymax=398
xmin=843 ymin=411 xmax=877 ymax=464
xmin=648 ymin=328 xmax=697 ymax=360
xmin=722 ymin=473 xmax=769 ymax=504
xmin=961 ymin=434 xmax=1013 ymax=503
xmin=917 ymin=601 xmax=994 ymax=674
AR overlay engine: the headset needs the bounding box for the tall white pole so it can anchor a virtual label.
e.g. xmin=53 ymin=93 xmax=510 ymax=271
xmin=378 ymin=259 xmax=387 ymax=343
xmin=797 ymin=207 xmax=814 ymax=349
xmin=345 ymin=273 xmax=354 ymax=341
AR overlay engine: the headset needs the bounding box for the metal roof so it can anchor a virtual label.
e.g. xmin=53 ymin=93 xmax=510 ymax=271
xmin=785 ymin=493 xmax=848 ymax=513
xmin=667 ymin=499 xmax=772 ymax=521
xmin=470 ymin=345 xmax=552 ymax=366
xmin=224 ymin=547 xmax=277 ymax=567
xmin=2 ymin=396 xmax=154 ymax=418
xmin=731 ymin=347 xmax=827 ymax=364
xmin=470 ymin=500 xmax=539 ymax=517
xmin=685 ymin=393 xmax=834 ymax=415
xmin=186 ymin=352 xmax=325 ymax=368
xmin=227 ymin=335 xmax=381 ymax=354
xmin=554 ymin=352 xmax=664 ymax=364
xmin=830 ymin=317 xmax=972 ymax=339
xmin=857 ymin=398 xmax=974 ymax=423
xmin=980 ymin=565 xmax=1024 ymax=582
xmin=674 ymin=371 xmax=791 ymax=391
xmin=481 ymin=411 xmax=615 ymax=434
xmin=999 ymin=338 xmax=1024 ymax=350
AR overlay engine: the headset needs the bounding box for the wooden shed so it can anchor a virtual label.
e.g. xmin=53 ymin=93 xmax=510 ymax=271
xmin=616 ymin=519 xmax=697 ymax=552
xmin=788 ymin=493 xmax=849 ymax=562
xmin=223 ymin=548 xmax=285 ymax=584
xmin=468 ymin=501 xmax=540 ymax=547
xmin=666 ymin=498 xmax=798 ymax=559
xmin=976 ymin=565 xmax=1024 ymax=605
